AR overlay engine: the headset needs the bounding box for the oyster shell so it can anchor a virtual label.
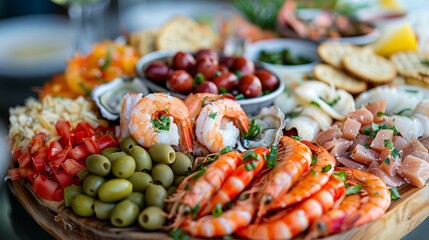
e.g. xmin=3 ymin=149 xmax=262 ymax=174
xmin=238 ymin=106 xmax=285 ymax=150
xmin=92 ymin=77 xmax=149 ymax=120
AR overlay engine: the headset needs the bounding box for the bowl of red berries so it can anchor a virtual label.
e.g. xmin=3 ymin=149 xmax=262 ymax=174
xmin=136 ymin=49 xmax=285 ymax=114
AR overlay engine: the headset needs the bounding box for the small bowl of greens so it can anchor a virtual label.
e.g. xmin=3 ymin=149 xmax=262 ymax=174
xmin=245 ymin=38 xmax=319 ymax=77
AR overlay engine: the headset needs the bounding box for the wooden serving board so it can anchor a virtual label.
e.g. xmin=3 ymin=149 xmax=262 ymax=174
xmin=7 ymin=179 xmax=429 ymax=240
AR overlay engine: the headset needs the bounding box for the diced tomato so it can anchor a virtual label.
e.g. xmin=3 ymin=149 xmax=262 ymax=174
xmin=17 ymin=149 xmax=32 ymax=168
xmin=32 ymin=156 xmax=46 ymax=172
xmin=28 ymin=171 xmax=37 ymax=184
xmin=12 ymin=147 xmax=23 ymax=161
xmin=61 ymin=159 xmax=86 ymax=176
xmin=47 ymin=141 xmax=63 ymax=161
xmin=83 ymin=138 xmax=100 ymax=154
xmin=52 ymin=170 xmax=73 ymax=189
xmin=95 ymin=135 xmax=118 ymax=150
xmin=74 ymin=130 xmax=85 ymax=145
xmin=49 ymin=145 xmax=72 ymax=171
xmin=7 ymin=168 xmax=33 ymax=180
xmin=30 ymin=133 xmax=47 ymax=154
xmin=76 ymin=121 xmax=96 ymax=138
xmin=55 ymin=119 xmax=73 ymax=145
xmin=53 ymin=188 xmax=64 ymax=201
xmin=69 ymin=144 xmax=91 ymax=162
xmin=32 ymin=174 xmax=59 ymax=201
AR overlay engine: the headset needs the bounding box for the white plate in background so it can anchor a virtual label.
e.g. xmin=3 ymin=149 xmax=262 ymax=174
xmin=0 ymin=14 xmax=71 ymax=78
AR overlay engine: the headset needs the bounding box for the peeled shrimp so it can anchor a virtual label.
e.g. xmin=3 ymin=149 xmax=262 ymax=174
xmin=117 ymin=93 xmax=143 ymax=142
xmin=257 ymin=136 xmax=312 ymax=218
xmin=181 ymin=197 xmax=255 ymax=238
xmin=199 ymin=147 xmax=269 ymax=216
xmin=195 ymin=99 xmax=249 ymax=153
xmin=237 ymin=177 xmax=345 ymax=240
xmin=128 ymin=93 xmax=194 ymax=152
xmin=269 ymin=141 xmax=336 ymax=211
xmin=307 ymin=194 xmax=362 ymax=238
xmin=336 ymin=167 xmax=391 ymax=230
xmin=184 ymin=93 xmax=228 ymax=127
xmin=168 ymin=151 xmax=242 ymax=227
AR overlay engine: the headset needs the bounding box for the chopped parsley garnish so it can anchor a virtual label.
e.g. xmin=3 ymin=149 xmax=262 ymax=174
xmin=310 ymin=169 xmax=318 ymax=175
xmin=194 ymin=73 xmax=205 ymax=85
xmin=285 ymin=110 xmax=301 ymax=119
xmin=100 ymin=47 xmax=112 ymax=71
xmin=234 ymin=71 xmax=242 ymax=78
xmin=311 ymin=155 xmax=317 ymax=165
xmin=243 ymin=151 xmax=259 ymax=161
xmin=244 ymin=119 xmax=261 ymax=140
xmin=384 ymin=139 xmax=394 ymax=149
xmin=391 ymin=148 xmax=401 ymax=159
xmin=291 ymin=135 xmax=302 ymax=141
xmin=333 ymin=171 xmax=347 ymax=184
xmin=393 ymin=108 xmax=412 ymax=116
xmin=235 ymin=93 xmax=245 ymax=100
xmin=192 ymin=168 xmax=206 ymax=180
xmin=364 ymin=123 xmax=399 ymax=137
xmin=310 ymin=101 xmax=320 ymax=108
xmin=169 ymin=227 xmax=190 ymax=240
xmin=384 ymin=157 xmax=390 ymax=165
xmin=321 ymin=164 xmax=332 ymax=173
xmin=191 ymin=204 xmax=200 ymax=218
xmin=377 ymin=111 xmax=385 ymax=117
xmin=151 ymin=115 xmax=171 ymax=131
xmin=208 ymin=112 xmax=217 ymax=119
xmin=245 ymin=163 xmax=253 ymax=171
xmin=212 ymin=203 xmax=223 ymax=217
xmin=364 ymin=143 xmax=371 ymax=149
xmin=346 ymin=184 xmax=363 ymax=195
xmin=220 ymin=146 xmax=231 ymax=154
xmin=389 ymin=187 xmax=401 ymax=200
xmin=267 ymin=145 xmax=278 ymax=168
xmin=319 ymin=96 xmax=341 ymax=107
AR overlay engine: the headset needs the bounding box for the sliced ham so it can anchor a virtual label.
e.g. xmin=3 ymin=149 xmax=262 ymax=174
xmin=347 ymin=107 xmax=374 ymax=125
xmin=314 ymin=126 xmax=342 ymax=146
xmin=370 ymin=129 xmax=394 ymax=152
xmin=365 ymin=100 xmax=387 ymax=123
xmin=393 ymin=136 xmax=407 ymax=150
xmin=402 ymin=140 xmax=428 ymax=158
xmin=397 ymin=155 xmax=429 ymax=188
xmin=349 ymin=133 xmax=372 ymax=151
xmin=419 ymin=136 xmax=429 ymax=151
xmin=337 ymin=156 xmax=367 ymax=171
xmin=350 ymin=144 xmax=380 ymax=166
xmin=342 ymin=118 xmax=361 ymax=140
xmin=368 ymin=161 xmax=406 ymax=188
xmin=323 ymin=138 xmax=352 ymax=157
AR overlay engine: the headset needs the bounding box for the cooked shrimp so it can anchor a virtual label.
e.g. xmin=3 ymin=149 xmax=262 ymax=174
xmin=269 ymin=140 xmax=335 ymax=211
xmin=337 ymin=167 xmax=391 ymax=230
xmin=168 ymin=151 xmax=242 ymax=228
xmin=237 ymin=177 xmax=345 ymax=240
xmin=181 ymin=197 xmax=255 ymax=237
xmin=199 ymin=147 xmax=269 ymax=216
xmin=128 ymin=93 xmax=194 ymax=152
xmin=307 ymin=194 xmax=361 ymax=239
xmin=195 ymin=99 xmax=249 ymax=153
xmin=118 ymin=93 xmax=143 ymax=142
xmin=256 ymin=136 xmax=312 ymax=219
xmin=184 ymin=93 xmax=229 ymax=127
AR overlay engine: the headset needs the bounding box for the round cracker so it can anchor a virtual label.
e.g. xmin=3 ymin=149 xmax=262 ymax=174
xmin=313 ymin=64 xmax=367 ymax=94
xmin=342 ymin=53 xmax=397 ymax=83
xmin=317 ymin=41 xmax=362 ymax=68
xmin=390 ymin=51 xmax=429 ymax=80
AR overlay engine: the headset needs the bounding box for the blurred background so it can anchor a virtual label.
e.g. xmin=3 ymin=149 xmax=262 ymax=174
xmin=0 ymin=0 xmax=428 ymax=239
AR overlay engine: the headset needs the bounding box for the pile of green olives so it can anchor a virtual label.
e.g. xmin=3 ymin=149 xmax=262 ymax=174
xmin=64 ymin=137 xmax=194 ymax=230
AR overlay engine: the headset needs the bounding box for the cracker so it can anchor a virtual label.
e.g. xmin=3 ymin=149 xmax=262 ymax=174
xmin=129 ymin=29 xmax=158 ymax=56
xmin=405 ymin=76 xmax=429 ymax=88
xmin=313 ymin=64 xmax=367 ymax=94
xmin=390 ymin=51 xmax=429 ymax=80
xmin=317 ymin=41 xmax=362 ymax=68
xmin=342 ymin=53 xmax=397 ymax=83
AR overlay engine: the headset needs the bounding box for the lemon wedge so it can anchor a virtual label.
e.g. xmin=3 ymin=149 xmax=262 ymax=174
xmin=372 ymin=23 xmax=418 ymax=57
xmin=379 ymin=0 xmax=403 ymax=11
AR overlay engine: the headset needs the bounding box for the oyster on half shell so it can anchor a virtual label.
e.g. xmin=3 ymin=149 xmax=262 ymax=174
xmin=238 ymin=106 xmax=285 ymax=150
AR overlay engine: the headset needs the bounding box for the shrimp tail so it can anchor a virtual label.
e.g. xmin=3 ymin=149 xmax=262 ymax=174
xmin=179 ymin=117 xmax=194 ymax=153
xmin=300 ymin=140 xmax=322 ymax=153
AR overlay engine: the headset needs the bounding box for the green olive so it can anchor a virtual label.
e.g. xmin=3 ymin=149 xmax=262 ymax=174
xmin=173 ymin=176 xmax=186 ymax=187
xmin=126 ymin=192 xmax=145 ymax=209
xmin=98 ymin=179 xmax=133 ymax=203
xmin=110 ymin=199 xmax=139 ymax=227
xmin=128 ymin=172 xmax=153 ymax=192
xmin=185 ymin=153 xmax=195 ymax=165
xmin=112 ymin=155 xmax=136 ymax=178
xmin=64 ymin=185 xmax=82 ymax=207
xmin=106 ymin=151 xmax=128 ymax=163
xmin=169 ymin=152 xmax=192 ymax=175
xmin=144 ymin=184 xmax=167 ymax=209
xmin=138 ymin=206 xmax=166 ymax=230
xmin=101 ymin=147 xmax=120 ymax=157
xmin=71 ymin=194 xmax=95 ymax=217
xmin=86 ymin=154 xmax=111 ymax=176
xmin=129 ymin=146 xmax=152 ymax=172
xmin=94 ymin=200 xmax=115 ymax=220
xmin=148 ymin=143 xmax=176 ymax=164
xmin=151 ymin=163 xmax=174 ymax=188
xmin=83 ymin=175 xmax=106 ymax=197
xmin=166 ymin=186 xmax=177 ymax=196
xmin=120 ymin=136 xmax=139 ymax=153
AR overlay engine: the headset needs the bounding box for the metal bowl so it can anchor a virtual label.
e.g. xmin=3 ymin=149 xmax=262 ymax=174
xmin=135 ymin=50 xmax=286 ymax=115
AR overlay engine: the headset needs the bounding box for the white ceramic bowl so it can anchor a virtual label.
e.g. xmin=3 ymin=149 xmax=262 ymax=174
xmin=244 ymin=38 xmax=319 ymax=78
xmin=135 ymin=50 xmax=285 ymax=115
